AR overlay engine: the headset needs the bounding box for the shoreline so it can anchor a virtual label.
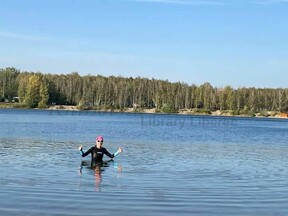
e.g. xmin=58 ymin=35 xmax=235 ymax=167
xmin=47 ymin=105 xmax=288 ymax=119
xmin=1 ymin=103 xmax=287 ymax=119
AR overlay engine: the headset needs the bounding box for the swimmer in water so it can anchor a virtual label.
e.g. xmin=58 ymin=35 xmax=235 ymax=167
xmin=79 ymin=136 xmax=122 ymax=168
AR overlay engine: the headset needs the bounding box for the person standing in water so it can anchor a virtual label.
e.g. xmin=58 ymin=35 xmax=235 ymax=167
xmin=79 ymin=136 xmax=122 ymax=167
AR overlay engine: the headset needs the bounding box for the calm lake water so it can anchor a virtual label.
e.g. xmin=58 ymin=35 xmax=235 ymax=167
xmin=0 ymin=108 xmax=288 ymax=216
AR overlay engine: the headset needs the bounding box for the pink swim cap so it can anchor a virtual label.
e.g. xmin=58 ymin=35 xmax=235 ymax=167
xmin=96 ymin=136 xmax=104 ymax=141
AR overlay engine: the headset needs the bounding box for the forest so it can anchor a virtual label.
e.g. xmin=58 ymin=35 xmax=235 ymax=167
xmin=0 ymin=67 xmax=287 ymax=116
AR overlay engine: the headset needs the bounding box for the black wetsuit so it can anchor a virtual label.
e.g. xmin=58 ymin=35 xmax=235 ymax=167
xmin=81 ymin=146 xmax=115 ymax=167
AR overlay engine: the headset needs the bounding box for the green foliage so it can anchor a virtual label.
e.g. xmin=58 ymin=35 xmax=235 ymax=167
xmin=0 ymin=102 xmax=13 ymax=108
xmin=0 ymin=67 xmax=20 ymax=101
xmin=12 ymin=103 xmax=27 ymax=109
xmin=25 ymin=75 xmax=41 ymax=108
xmin=17 ymin=72 xmax=30 ymax=103
xmin=1 ymin=68 xmax=288 ymax=117
xmin=230 ymin=109 xmax=241 ymax=115
xmin=161 ymin=103 xmax=177 ymax=113
xmin=239 ymin=106 xmax=257 ymax=117
xmin=38 ymin=79 xmax=49 ymax=109
xmin=194 ymin=108 xmax=212 ymax=115
xmin=239 ymin=106 xmax=250 ymax=115
xmin=76 ymin=99 xmax=86 ymax=110
xmin=22 ymin=74 xmax=49 ymax=108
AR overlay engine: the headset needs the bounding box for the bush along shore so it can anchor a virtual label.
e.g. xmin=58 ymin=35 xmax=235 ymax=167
xmin=0 ymin=67 xmax=288 ymax=118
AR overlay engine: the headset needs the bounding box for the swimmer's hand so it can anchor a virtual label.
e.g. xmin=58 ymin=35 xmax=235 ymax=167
xmin=118 ymin=147 xmax=123 ymax=153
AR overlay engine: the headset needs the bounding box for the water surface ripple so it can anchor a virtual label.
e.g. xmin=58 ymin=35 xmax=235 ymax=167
xmin=0 ymin=109 xmax=288 ymax=215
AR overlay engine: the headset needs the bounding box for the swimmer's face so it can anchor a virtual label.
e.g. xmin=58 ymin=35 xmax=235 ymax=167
xmin=96 ymin=140 xmax=103 ymax=147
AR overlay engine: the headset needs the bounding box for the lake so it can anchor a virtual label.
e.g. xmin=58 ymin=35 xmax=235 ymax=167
xmin=0 ymin=108 xmax=288 ymax=216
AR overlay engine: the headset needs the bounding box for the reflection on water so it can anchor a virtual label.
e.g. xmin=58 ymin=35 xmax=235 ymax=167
xmin=0 ymin=109 xmax=288 ymax=215
xmin=79 ymin=160 xmax=122 ymax=192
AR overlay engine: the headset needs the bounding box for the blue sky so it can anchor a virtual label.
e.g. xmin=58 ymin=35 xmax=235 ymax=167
xmin=1 ymin=0 xmax=287 ymax=88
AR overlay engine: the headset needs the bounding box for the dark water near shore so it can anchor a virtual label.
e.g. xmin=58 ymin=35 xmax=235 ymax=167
xmin=0 ymin=108 xmax=288 ymax=215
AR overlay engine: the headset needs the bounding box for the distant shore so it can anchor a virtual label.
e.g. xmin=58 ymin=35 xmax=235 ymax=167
xmin=46 ymin=105 xmax=288 ymax=119
xmin=1 ymin=103 xmax=287 ymax=119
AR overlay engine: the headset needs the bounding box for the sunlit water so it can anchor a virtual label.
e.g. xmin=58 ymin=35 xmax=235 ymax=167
xmin=0 ymin=108 xmax=288 ymax=215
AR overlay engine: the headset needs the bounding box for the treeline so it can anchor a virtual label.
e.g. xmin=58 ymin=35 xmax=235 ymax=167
xmin=0 ymin=67 xmax=287 ymax=115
